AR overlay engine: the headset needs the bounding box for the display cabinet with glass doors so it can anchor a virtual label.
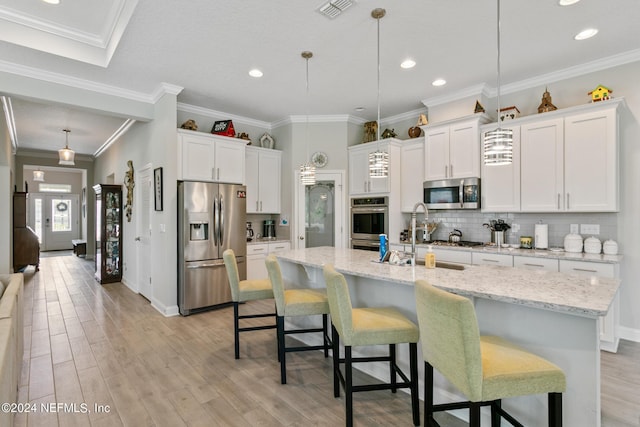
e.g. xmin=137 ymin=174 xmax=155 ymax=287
xmin=93 ymin=184 xmax=122 ymax=284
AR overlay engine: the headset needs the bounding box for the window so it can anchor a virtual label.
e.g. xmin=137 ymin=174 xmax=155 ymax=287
xmin=51 ymin=199 xmax=72 ymax=232
xmin=38 ymin=183 xmax=72 ymax=193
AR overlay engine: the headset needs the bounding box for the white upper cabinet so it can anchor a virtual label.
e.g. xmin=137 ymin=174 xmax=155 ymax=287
xmin=349 ymin=141 xmax=392 ymax=195
xmin=520 ymin=118 xmax=565 ymax=211
xmin=400 ymin=139 xmax=425 ymax=212
xmin=246 ymin=146 xmax=281 ymax=214
xmin=481 ymin=125 xmax=521 ymax=212
xmin=481 ymin=99 xmax=623 ymax=213
xmin=423 ymin=115 xmax=489 ymax=181
xmin=177 ymin=130 xmax=245 ymax=184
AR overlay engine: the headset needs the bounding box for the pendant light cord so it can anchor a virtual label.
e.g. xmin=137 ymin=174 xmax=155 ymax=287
xmin=496 ymin=0 xmax=502 ymax=130
xmin=376 ymin=12 xmax=381 ymax=143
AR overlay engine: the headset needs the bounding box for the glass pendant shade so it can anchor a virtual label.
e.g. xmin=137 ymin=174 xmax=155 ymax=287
xmin=300 ymin=162 xmax=316 ymax=185
xmin=483 ymin=0 xmax=513 ymax=166
xmin=33 ymin=169 xmax=45 ymax=182
xmin=58 ymin=129 xmax=75 ymax=165
xmin=369 ymin=149 xmax=389 ymax=178
xmin=483 ymin=128 xmax=513 ymax=165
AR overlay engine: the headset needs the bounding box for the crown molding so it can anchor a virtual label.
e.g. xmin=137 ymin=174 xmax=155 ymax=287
xmin=152 ymin=83 xmax=183 ymax=103
xmin=94 ymin=118 xmax=136 ymax=158
xmin=15 ymin=148 xmax=94 ymax=162
xmin=177 ymin=102 xmax=271 ymax=129
xmin=381 ymin=107 xmax=428 ymax=126
xmin=1 ymin=96 xmax=18 ymax=154
xmin=422 ymin=84 xmax=490 ymax=109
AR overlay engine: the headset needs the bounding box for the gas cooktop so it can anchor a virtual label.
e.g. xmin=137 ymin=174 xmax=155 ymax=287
xmin=429 ymin=240 xmax=485 ymax=247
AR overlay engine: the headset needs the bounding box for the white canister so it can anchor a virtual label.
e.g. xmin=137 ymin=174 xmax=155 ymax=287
xmin=584 ymin=236 xmax=602 ymax=254
xmin=603 ymin=239 xmax=619 ymax=255
xmin=564 ymin=233 xmax=583 ymax=253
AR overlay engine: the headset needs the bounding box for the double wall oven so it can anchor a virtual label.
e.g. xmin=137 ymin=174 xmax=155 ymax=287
xmin=350 ymin=196 xmax=388 ymax=251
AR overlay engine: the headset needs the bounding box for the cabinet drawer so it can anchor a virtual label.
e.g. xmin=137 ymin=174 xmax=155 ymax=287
xmin=513 ymin=256 xmax=559 ymax=271
xmin=472 ymin=252 xmax=513 ymax=267
xmin=269 ymin=242 xmax=291 ymax=253
xmin=247 ymin=244 xmax=269 ymax=255
xmin=559 ymin=260 xmax=615 ymax=278
xmin=431 ymin=249 xmax=472 ymax=265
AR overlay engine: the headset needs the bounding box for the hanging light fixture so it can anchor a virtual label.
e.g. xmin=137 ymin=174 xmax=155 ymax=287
xmin=299 ymin=51 xmax=316 ymax=186
xmin=483 ymin=0 xmax=512 ymax=166
xmin=369 ymin=8 xmax=389 ymax=178
xmin=58 ymin=128 xmax=75 ymax=165
xmin=33 ymin=168 xmax=45 ymax=182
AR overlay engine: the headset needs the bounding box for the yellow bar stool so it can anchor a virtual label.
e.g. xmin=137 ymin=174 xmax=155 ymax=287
xmin=222 ymin=249 xmax=277 ymax=359
xmin=323 ymin=264 xmax=420 ymax=427
xmin=265 ymin=255 xmax=331 ymax=384
xmin=414 ymin=279 xmax=566 ymax=427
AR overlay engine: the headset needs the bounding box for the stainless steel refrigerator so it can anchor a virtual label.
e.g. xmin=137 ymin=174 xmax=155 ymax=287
xmin=178 ymin=181 xmax=247 ymax=315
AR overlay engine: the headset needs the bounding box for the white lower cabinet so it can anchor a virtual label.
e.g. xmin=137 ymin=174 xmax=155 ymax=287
xmin=246 ymin=241 xmax=291 ymax=280
xmin=471 ymin=252 xmax=513 ymax=267
xmin=559 ymin=260 xmax=619 ymax=352
xmin=513 ymin=256 xmax=559 ymax=271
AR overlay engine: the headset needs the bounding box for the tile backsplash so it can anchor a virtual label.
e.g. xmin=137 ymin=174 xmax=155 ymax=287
xmin=401 ymin=211 xmax=617 ymax=248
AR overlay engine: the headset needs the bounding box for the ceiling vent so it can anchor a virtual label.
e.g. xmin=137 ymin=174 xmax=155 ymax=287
xmin=318 ymin=0 xmax=354 ymax=19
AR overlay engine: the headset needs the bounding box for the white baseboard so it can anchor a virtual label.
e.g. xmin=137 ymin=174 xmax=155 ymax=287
xmin=618 ymin=325 xmax=640 ymax=343
xmin=151 ymin=300 xmax=179 ymax=317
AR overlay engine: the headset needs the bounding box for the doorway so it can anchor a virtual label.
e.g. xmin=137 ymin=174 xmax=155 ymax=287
xmin=136 ymin=165 xmax=153 ymax=300
xmin=295 ymin=170 xmax=345 ymax=249
xmin=30 ymin=194 xmax=80 ymax=250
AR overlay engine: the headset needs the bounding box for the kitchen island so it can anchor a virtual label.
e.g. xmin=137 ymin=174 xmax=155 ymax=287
xmin=276 ymin=246 xmax=620 ymax=427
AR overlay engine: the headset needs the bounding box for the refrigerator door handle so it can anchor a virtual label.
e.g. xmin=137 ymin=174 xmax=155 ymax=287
xmin=186 ymin=262 xmax=223 ymax=269
xmin=219 ymin=195 xmax=225 ymax=246
xmin=213 ymin=195 xmax=219 ymax=247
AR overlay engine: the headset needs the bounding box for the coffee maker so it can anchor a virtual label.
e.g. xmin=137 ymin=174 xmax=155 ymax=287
xmin=263 ymin=220 xmax=276 ymax=240
xmin=246 ymin=222 xmax=254 ymax=241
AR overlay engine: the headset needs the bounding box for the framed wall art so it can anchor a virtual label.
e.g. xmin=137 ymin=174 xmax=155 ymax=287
xmin=154 ymin=167 xmax=163 ymax=211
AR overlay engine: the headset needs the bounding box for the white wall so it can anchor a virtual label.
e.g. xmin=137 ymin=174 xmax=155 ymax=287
xmin=0 ymin=114 xmax=13 ymax=272
xmin=93 ymin=93 xmax=179 ymax=316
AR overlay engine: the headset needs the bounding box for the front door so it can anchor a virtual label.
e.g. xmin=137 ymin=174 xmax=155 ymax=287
xmin=31 ymin=194 xmax=80 ymax=251
xmin=295 ymin=170 xmax=345 ymax=249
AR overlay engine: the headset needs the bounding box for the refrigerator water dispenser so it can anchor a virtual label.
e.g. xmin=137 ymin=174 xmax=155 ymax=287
xmin=190 ymin=223 xmax=208 ymax=241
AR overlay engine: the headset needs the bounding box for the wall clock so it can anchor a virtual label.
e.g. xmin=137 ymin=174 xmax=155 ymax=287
xmin=311 ymin=151 xmax=328 ymax=168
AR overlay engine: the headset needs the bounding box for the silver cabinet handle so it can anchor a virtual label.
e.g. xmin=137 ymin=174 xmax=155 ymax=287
xmin=481 ymin=258 xmax=500 ymax=263
xmin=567 ymin=193 xmax=570 ymax=210
xmin=450 ymin=164 xmax=453 ymax=177
xmin=364 ymin=181 xmax=367 ymax=193
xmin=524 ymin=263 xmax=545 ymax=268
xmin=557 ymin=193 xmax=561 ymax=210
xmin=256 ymin=201 xmax=259 ymax=211
xmin=260 ymin=201 xmax=262 ymax=211
xmin=273 ymin=245 xmax=286 ymax=250
xmin=573 ymin=268 xmax=597 ymax=273
xmin=445 ymin=165 xmax=448 ymax=177
xmin=253 ymin=248 xmax=266 ymax=252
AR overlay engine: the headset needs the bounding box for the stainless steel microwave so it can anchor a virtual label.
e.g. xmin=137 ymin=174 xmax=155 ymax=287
xmin=423 ymin=177 xmax=480 ymax=210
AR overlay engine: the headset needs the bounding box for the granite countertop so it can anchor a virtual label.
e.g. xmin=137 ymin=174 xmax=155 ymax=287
xmin=276 ymin=246 xmax=620 ymax=318
xmin=394 ymin=240 xmax=623 ymax=264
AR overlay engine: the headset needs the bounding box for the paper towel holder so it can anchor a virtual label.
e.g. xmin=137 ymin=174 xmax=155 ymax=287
xmin=534 ymin=221 xmax=549 ymax=250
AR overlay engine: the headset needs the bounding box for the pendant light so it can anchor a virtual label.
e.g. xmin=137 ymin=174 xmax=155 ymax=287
xmin=368 ymin=8 xmax=389 ymax=178
xmin=33 ymin=168 xmax=45 ymax=182
xmin=58 ymin=128 xmax=75 ymax=165
xmin=299 ymin=51 xmax=316 ymax=186
xmin=483 ymin=0 xmax=513 ymax=166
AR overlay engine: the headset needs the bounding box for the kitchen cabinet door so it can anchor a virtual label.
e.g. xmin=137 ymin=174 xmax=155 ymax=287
xmin=520 ymin=118 xmax=564 ymax=211
xmin=449 ymin=120 xmax=481 ymax=178
xmin=481 ymin=125 xmax=521 ymax=212
xmin=247 ymin=243 xmax=269 ymax=280
xmin=400 ymin=139 xmax=425 ymax=212
xmin=564 ymin=107 xmax=618 ymax=212
xmin=348 ymin=142 xmax=389 ymax=195
xmin=180 ymin=132 xmax=215 ymax=181
xmin=214 ymin=138 xmax=245 ymax=184
xmin=424 ymin=126 xmax=449 ymax=181
xmin=246 ymin=147 xmax=281 ymax=213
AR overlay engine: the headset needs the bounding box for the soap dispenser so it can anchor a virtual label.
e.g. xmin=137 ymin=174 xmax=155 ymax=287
xmin=425 ymin=245 xmax=436 ymax=269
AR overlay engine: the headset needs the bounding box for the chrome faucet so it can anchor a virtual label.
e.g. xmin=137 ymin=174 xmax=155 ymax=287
xmin=410 ymin=202 xmax=428 ymax=266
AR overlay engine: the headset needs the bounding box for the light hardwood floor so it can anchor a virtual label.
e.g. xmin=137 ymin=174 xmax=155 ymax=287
xmin=13 ymin=253 xmax=640 ymax=426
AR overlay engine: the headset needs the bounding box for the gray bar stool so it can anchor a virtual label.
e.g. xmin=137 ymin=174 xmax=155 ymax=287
xmin=414 ymin=279 xmax=566 ymax=426
xmin=323 ymin=264 xmax=420 ymax=427
xmin=222 ymin=249 xmax=277 ymax=359
xmin=265 ymin=254 xmax=331 ymax=384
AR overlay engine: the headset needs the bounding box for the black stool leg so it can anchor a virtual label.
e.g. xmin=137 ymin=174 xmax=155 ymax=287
xmin=469 ymin=402 xmax=481 ymax=427
xmin=390 ymin=344 xmax=397 ymax=393
xmin=345 ymin=345 xmax=353 ymax=427
xmin=277 ymin=315 xmax=286 ymax=384
xmin=409 ymin=343 xmax=420 ymax=426
xmin=323 ymin=314 xmax=329 ymax=357
xmin=332 ymin=324 xmax=340 ymax=398
xmin=549 ymin=392 xmax=563 ymax=427
xmin=233 ymin=302 xmax=240 ymax=359
xmin=491 ymin=400 xmax=501 ymax=427
xmin=424 ymin=362 xmax=434 ymax=425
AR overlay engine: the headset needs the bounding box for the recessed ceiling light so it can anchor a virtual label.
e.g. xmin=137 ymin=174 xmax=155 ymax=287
xmin=558 ymin=0 xmax=580 ymax=5
xmin=354 ymin=107 xmax=365 ymax=112
xmin=432 ymin=79 xmax=447 ymax=87
xmin=249 ymin=69 xmax=263 ymax=78
xmin=574 ymin=28 xmax=598 ymax=40
xmin=400 ymin=59 xmax=416 ymax=69
xmin=41 ymin=0 xmax=60 ymax=4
